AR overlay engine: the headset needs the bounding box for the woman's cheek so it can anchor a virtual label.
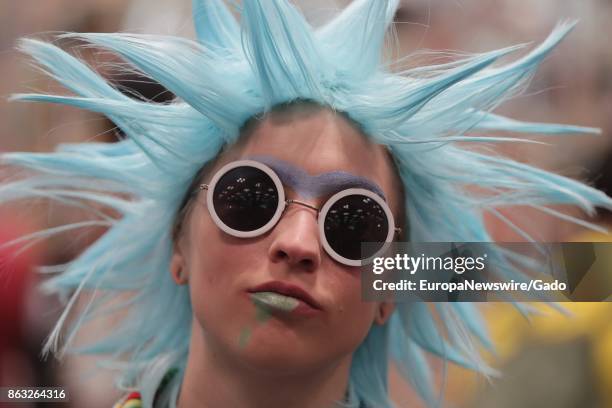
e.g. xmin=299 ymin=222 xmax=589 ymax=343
xmin=329 ymin=266 xmax=364 ymax=305
xmin=325 ymin=268 xmax=376 ymax=331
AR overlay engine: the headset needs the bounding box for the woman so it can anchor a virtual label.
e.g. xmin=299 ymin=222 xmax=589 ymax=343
xmin=169 ymin=102 xmax=401 ymax=408
xmin=3 ymin=0 xmax=611 ymax=407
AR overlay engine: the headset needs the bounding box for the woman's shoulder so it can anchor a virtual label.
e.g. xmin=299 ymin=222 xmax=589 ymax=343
xmin=113 ymin=391 xmax=142 ymax=408
xmin=113 ymin=368 xmax=179 ymax=408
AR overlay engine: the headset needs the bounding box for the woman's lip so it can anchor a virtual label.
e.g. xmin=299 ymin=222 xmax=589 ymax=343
xmin=250 ymin=292 xmax=300 ymax=313
xmin=249 ymin=292 xmax=320 ymax=317
xmin=248 ymin=281 xmax=322 ymax=310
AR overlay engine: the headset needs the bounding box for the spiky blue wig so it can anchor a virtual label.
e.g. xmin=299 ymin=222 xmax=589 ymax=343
xmin=3 ymin=0 xmax=612 ymax=406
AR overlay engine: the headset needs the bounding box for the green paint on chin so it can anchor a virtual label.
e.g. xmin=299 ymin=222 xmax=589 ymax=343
xmin=237 ymin=301 xmax=273 ymax=349
xmin=256 ymin=304 xmax=272 ymax=322
xmin=238 ymin=327 xmax=251 ymax=349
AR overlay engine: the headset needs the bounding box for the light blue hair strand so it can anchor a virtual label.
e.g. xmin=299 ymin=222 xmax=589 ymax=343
xmin=3 ymin=0 xmax=612 ymax=406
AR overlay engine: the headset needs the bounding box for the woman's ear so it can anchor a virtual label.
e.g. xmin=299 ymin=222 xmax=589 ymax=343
xmin=170 ymin=246 xmax=188 ymax=285
xmin=374 ymin=302 xmax=395 ymax=325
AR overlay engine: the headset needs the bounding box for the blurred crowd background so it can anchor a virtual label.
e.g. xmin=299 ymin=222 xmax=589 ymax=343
xmin=1 ymin=1 xmax=611 ymax=407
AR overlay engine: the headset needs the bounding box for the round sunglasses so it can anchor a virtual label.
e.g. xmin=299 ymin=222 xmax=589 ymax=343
xmin=196 ymin=160 xmax=401 ymax=266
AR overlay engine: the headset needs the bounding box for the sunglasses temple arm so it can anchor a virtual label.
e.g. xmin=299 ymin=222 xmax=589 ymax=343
xmin=189 ymin=184 xmax=209 ymax=198
xmin=394 ymin=227 xmax=403 ymax=240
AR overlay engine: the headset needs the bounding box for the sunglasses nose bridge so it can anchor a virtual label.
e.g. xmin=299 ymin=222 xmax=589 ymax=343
xmin=280 ymin=198 xmax=322 ymax=234
xmin=284 ymin=199 xmax=320 ymax=214
xmin=269 ymin=200 xmax=322 ymax=271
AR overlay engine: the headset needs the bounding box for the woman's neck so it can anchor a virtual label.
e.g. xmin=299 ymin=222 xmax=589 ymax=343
xmin=177 ymin=324 xmax=353 ymax=408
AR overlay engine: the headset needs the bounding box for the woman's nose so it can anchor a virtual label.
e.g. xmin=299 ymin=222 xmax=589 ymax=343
xmin=268 ymin=206 xmax=321 ymax=271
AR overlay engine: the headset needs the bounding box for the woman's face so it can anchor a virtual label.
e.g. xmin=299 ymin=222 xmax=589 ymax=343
xmin=172 ymin=106 xmax=403 ymax=375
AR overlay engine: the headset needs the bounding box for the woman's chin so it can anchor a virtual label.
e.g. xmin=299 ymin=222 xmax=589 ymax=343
xmin=232 ymin=331 xmax=330 ymax=375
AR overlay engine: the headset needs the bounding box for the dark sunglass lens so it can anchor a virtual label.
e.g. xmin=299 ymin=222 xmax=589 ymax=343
xmin=212 ymin=166 xmax=279 ymax=231
xmin=324 ymin=195 xmax=389 ymax=260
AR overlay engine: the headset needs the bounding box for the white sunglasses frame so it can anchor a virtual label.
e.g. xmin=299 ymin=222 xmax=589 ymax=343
xmin=199 ymin=159 xmax=400 ymax=266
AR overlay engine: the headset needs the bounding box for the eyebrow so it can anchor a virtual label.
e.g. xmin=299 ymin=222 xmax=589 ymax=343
xmin=246 ymin=155 xmax=387 ymax=200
